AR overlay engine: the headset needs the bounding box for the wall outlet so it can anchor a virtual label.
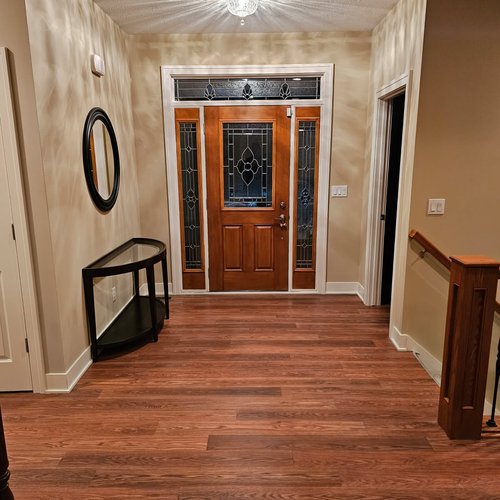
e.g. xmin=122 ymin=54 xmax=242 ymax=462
xmin=111 ymin=286 xmax=117 ymax=302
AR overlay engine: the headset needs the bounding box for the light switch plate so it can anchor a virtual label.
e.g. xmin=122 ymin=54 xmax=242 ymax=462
xmin=427 ymin=198 xmax=445 ymax=215
xmin=331 ymin=185 xmax=348 ymax=198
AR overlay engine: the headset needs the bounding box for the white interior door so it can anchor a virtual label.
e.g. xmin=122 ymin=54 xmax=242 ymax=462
xmin=0 ymin=53 xmax=32 ymax=391
xmin=0 ymin=130 xmax=32 ymax=391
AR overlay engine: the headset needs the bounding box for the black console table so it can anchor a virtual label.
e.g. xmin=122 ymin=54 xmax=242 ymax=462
xmin=83 ymin=238 xmax=169 ymax=361
xmin=0 ymin=406 xmax=13 ymax=499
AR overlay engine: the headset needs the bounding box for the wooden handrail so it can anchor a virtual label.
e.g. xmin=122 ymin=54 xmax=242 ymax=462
xmin=408 ymin=230 xmax=451 ymax=270
xmin=409 ymin=230 xmax=500 ymax=439
xmin=409 ymin=230 xmax=500 ymax=315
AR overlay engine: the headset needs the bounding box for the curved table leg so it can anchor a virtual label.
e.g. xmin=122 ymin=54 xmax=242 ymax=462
xmin=161 ymin=256 xmax=169 ymax=319
xmin=146 ymin=265 xmax=158 ymax=342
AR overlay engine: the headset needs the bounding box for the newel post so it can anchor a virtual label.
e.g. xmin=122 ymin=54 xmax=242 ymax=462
xmin=0 ymin=406 xmax=14 ymax=499
xmin=438 ymin=256 xmax=500 ymax=440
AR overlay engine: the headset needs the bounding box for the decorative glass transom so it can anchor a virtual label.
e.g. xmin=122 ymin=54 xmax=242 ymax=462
xmin=179 ymin=122 xmax=202 ymax=269
xmin=223 ymin=123 xmax=273 ymax=208
xmin=296 ymin=121 xmax=317 ymax=269
xmin=174 ymin=77 xmax=321 ymax=101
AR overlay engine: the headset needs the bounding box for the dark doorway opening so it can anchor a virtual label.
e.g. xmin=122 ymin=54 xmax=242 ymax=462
xmin=380 ymin=92 xmax=405 ymax=305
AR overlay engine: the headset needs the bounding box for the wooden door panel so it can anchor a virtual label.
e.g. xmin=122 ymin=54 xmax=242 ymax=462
xmin=223 ymin=226 xmax=243 ymax=271
xmin=254 ymin=226 xmax=274 ymax=271
xmin=206 ymin=106 xmax=290 ymax=291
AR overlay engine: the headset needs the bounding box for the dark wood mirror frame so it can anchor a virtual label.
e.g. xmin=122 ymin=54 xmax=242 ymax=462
xmin=82 ymin=107 xmax=120 ymax=212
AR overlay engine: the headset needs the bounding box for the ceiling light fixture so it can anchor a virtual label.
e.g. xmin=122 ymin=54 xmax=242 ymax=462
xmin=227 ymin=0 xmax=260 ymax=26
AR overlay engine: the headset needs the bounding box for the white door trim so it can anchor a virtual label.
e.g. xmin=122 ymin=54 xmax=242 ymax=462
xmin=0 ymin=47 xmax=45 ymax=392
xmin=364 ymin=73 xmax=411 ymax=306
xmin=161 ymin=64 xmax=333 ymax=294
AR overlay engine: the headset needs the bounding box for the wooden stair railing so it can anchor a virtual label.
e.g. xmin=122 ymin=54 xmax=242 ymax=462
xmin=409 ymin=229 xmax=452 ymax=270
xmin=409 ymin=230 xmax=500 ymax=315
xmin=0 ymin=406 xmax=14 ymax=499
xmin=409 ymin=230 xmax=500 ymax=439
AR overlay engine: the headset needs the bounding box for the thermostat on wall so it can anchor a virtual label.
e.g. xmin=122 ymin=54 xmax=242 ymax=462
xmin=91 ymin=54 xmax=105 ymax=77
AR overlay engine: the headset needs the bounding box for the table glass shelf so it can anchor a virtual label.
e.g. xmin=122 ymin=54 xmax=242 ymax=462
xmin=82 ymin=238 xmax=169 ymax=360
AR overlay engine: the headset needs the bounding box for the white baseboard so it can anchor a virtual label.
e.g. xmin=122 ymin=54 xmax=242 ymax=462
xmin=326 ymin=282 xmax=365 ymax=301
xmin=145 ymin=282 xmax=364 ymax=297
xmin=45 ymin=346 xmax=92 ymax=393
xmin=409 ymin=340 xmax=442 ymax=386
xmin=390 ymin=325 xmax=409 ymax=351
xmin=390 ymin=326 xmax=496 ymax=415
xmin=484 ymin=400 xmax=493 ymax=416
xmin=391 ymin=325 xmax=441 ymax=384
xmin=139 ymin=282 xmax=173 ymax=297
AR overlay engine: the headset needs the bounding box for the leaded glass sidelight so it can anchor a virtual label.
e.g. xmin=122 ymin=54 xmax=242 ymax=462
xmin=179 ymin=122 xmax=202 ymax=269
xmin=223 ymin=123 xmax=273 ymax=208
xmin=296 ymin=121 xmax=317 ymax=268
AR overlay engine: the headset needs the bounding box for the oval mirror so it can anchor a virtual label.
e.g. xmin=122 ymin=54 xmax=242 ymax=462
xmin=82 ymin=107 xmax=120 ymax=212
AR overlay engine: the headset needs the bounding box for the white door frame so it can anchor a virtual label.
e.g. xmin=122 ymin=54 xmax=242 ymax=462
xmin=364 ymin=73 xmax=411 ymax=307
xmin=0 ymin=47 xmax=45 ymax=392
xmin=161 ymin=64 xmax=334 ymax=295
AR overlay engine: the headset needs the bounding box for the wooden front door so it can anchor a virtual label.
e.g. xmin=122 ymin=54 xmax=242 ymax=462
xmin=205 ymin=106 xmax=290 ymax=291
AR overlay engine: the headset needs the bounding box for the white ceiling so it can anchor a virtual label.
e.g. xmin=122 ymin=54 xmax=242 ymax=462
xmin=94 ymin=0 xmax=400 ymax=34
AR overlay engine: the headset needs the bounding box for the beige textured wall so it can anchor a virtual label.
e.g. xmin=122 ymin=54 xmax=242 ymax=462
xmin=0 ymin=0 xmax=63 ymax=372
xmin=361 ymin=0 xmax=427 ymax=296
xmin=129 ymin=32 xmax=372 ymax=283
xmin=402 ymin=0 xmax=500 ymax=409
xmin=25 ymin=0 xmax=141 ymax=371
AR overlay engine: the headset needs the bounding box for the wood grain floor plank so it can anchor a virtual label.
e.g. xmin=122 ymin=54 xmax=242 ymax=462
xmin=176 ymin=488 xmax=499 ymax=500
xmin=206 ymin=434 xmax=432 ymax=451
xmin=0 ymin=295 xmax=498 ymax=499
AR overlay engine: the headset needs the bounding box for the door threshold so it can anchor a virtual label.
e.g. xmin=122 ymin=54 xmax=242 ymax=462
xmin=179 ymin=289 xmax=320 ymax=295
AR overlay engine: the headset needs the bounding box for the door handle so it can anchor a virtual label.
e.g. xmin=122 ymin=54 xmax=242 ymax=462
xmin=274 ymin=214 xmax=288 ymax=229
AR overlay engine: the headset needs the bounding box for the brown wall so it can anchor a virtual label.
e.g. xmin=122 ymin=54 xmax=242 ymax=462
xmin=129 ymin=31 xmax=372 ymax=284
xmin=402 ymin=0 xmax=500 ymax=409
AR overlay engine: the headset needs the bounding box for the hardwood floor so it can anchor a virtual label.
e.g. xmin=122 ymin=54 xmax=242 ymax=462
xmin=0 ymin=295 xmax=499 ymax=499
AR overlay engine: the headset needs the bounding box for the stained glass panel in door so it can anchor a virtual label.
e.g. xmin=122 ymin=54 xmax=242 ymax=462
xmin=222 ymin=123 xmax=273 ymax=208
xmin=174 ymin=77 xmax=321 ymax=101
xmin=179 ymin=122 xmax=202 ymax=269
xmin=296 ymin=121 xmax=317 ymax=269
